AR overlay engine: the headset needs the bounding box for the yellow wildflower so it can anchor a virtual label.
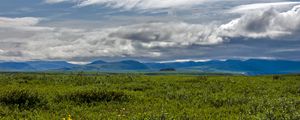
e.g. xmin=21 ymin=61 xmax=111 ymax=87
xmin=68 ymin=114 xmax=72 ymax=120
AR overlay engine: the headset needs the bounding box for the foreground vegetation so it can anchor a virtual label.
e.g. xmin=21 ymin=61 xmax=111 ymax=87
xmin=0 ymin=73 xmax=299 ymax=119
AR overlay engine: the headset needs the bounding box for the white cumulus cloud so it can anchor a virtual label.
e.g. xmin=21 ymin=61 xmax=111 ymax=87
xmin=220 ymin=5 xmax=300 ymax=39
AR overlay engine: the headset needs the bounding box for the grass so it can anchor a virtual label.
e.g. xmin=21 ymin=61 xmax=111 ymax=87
xmin=0 ymin=73 xmax=299 ymax=119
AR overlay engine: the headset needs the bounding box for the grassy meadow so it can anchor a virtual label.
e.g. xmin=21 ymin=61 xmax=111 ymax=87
xmin=0 ymin=72 xmax=299 ymax=119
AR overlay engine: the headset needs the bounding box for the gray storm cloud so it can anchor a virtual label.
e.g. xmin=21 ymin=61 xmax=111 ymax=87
xmin=1 ymin=4 xmax=300 ymax=61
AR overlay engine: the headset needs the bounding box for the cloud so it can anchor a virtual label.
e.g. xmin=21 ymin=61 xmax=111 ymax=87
xmin=45 ymin=0 xmax=217 ymax=10
xmin=110 ymin=22 xmax=222 ymax=47
xmin=220 ymin=5 xmax=300 ymax=39
xmin=272 ymin=48 xmax=300 ymax=53
xmin=1 ymin=4 xmax=300 ymax=61
xmin=0 ymin=17 xmax=41 ymax=27
xmin=80 ymin=0 xmax=209 ymax=9
xmin=229 ymin=2 xmax=300 ymax=13
xmin=10 ymin=22 xmax=223 ymax=61
xmin=0 ymin=16 xmax=223 ymax=61
xmin=44 ymin=0 xmax=70 ymax=4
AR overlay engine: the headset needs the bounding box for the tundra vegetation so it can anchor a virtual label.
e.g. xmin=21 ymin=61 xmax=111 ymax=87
xmin=0 ymin=73 xmax=299 ymax=119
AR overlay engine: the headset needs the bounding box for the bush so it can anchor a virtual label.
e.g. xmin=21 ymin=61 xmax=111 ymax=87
xmin=273 ymin=75 xmax=284 ymax=80
xmin=0 ymin=89 xmax=47 ymax=109
xmin=56 ymin=90 xmax=130 ymax=104
xmin=15 ymin=74 xmax=36 ymax=81
xmin=121 ymin=84 xmax=152 ymax=91
xmin=197 ymin=76 xmax=208 ymax=81
xmin=182 ymin=76 xmax=208 ymax=83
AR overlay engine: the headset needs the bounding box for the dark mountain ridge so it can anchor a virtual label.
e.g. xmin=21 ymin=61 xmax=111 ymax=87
xmin=0 ymin=59 xmax=300 ymax=75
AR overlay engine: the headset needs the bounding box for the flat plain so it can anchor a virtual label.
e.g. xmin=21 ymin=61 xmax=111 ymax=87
xmin=0 ymin=73 xmax=299 ymax=119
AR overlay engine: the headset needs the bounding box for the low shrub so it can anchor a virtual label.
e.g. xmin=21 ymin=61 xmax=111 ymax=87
xmin=207 ymin=93 xmax=250 ymax=108
xmin=121 ymin=85 xmax=152 ymax=91
xmin=56 ymin=90 xmax=130 ymax=104
xmin=15 ymin=74 xmax=36 ymax=81
xmin=182 ymin=76 xmax=208 ymax=83
xmin=197 ymin=76 xmax=208 ymax=81
xmin=273 ymin=75 xmax=284 ymax=80
xmin=0 ymin=89 xmax=47 ymax=109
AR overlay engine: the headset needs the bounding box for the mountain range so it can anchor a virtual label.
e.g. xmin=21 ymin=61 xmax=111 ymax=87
xmin=0 ymin=59 xmax=300 ymax=75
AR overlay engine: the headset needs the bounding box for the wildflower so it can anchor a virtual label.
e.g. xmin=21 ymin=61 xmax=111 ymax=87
xmin=68 ymin=114 xmax=72 ymax=120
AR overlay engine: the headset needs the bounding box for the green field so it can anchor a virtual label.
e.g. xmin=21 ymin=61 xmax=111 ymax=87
xmin=0 ymin=73 xmax=299 ymax=119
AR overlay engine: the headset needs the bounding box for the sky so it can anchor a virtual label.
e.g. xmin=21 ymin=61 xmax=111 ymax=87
xmin=0 ymin=0 xmax=300 ymax=62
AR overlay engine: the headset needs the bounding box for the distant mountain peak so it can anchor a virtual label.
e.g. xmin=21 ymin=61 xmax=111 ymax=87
xmin=89 ymin=60 xmax=107 ymax=65
xmin=118 ymin=60 xmax=142 ymax=64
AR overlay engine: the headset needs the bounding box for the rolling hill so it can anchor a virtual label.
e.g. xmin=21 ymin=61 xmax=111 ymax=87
xmin=60 ymin=60 xmax=149 ymax=71
xmin=0 ymin=59 xmax=300 ymax=75
xmin=0 ymin=61 xmax=78 ymax=71
xmin=146 ymin=59 xmax=300 ymax=75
